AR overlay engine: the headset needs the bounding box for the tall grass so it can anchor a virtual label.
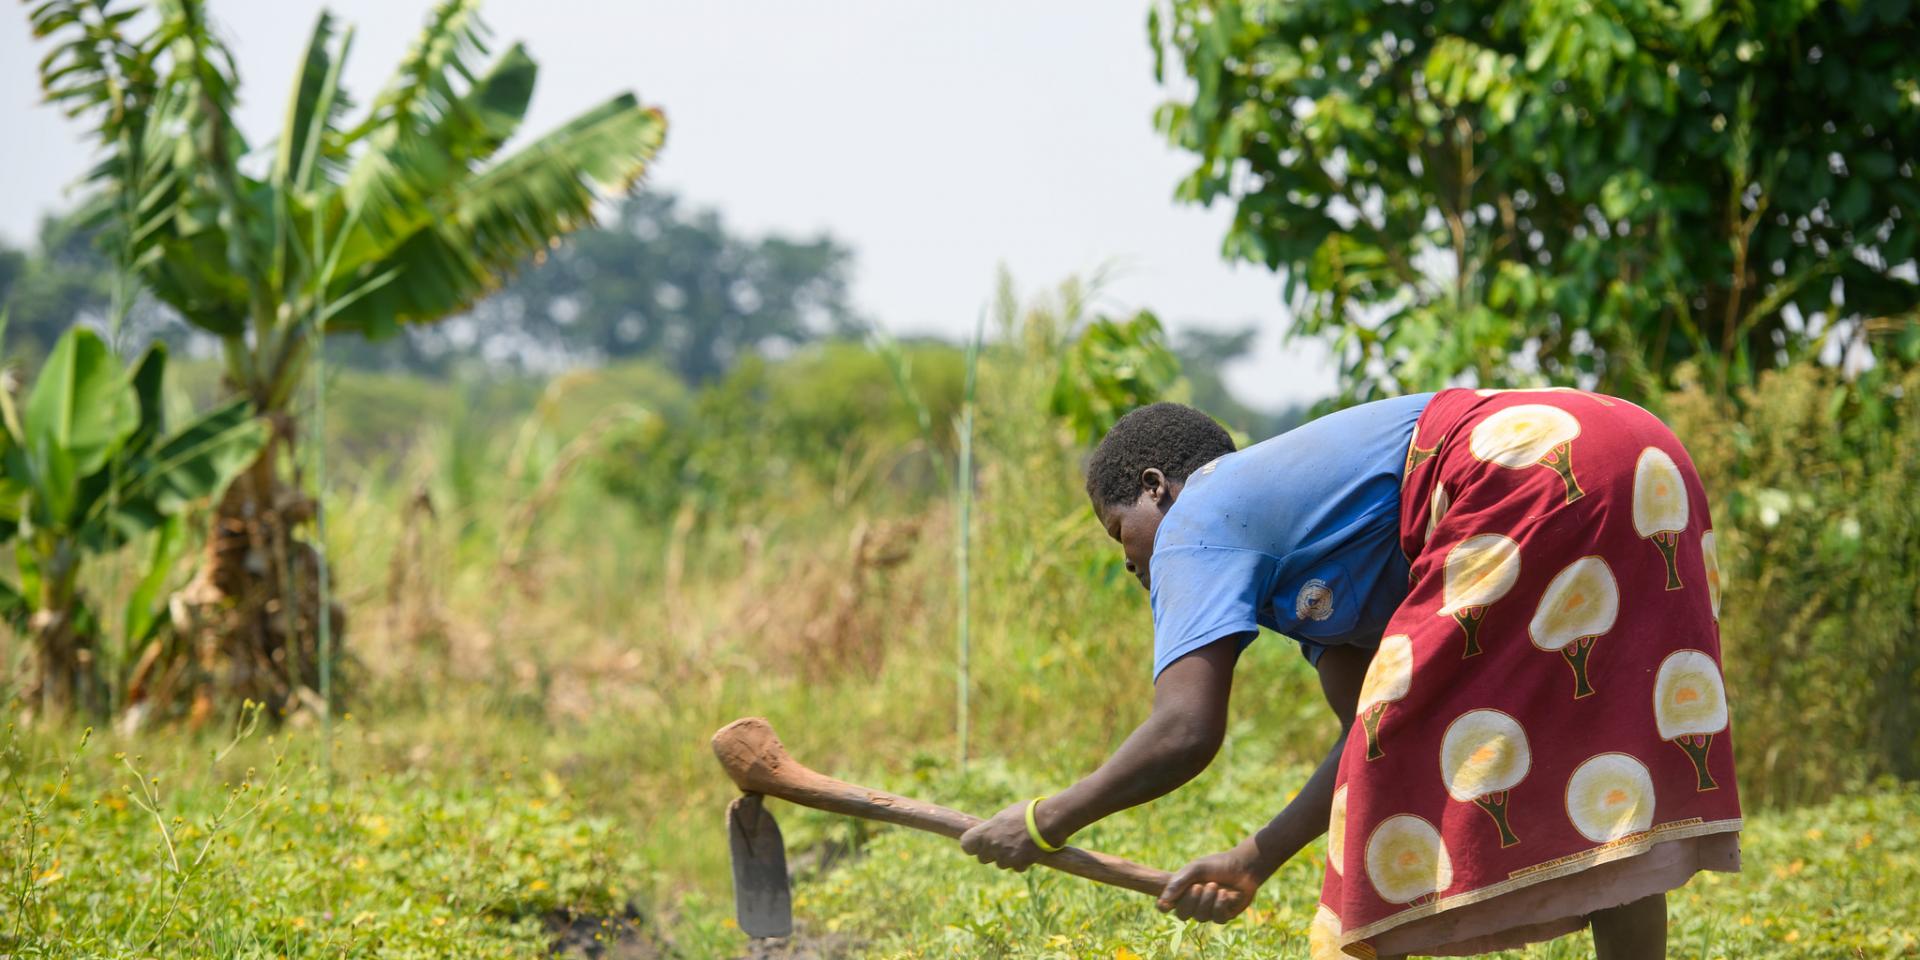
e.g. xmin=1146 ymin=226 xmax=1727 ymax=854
xmin=954 ymin=315 xmax=983 ymax=770
xmin=1664 ymin=362 xmax=1920 ymax=806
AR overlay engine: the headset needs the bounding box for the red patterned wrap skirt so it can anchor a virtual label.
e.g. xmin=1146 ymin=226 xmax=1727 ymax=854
xmin=1314 ymin=388 xmax=1743 ymax=958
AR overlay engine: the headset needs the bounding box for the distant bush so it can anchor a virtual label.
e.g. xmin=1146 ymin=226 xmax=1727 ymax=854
xmin=1667 ymin=363 xmax=1920 ymax=807
xmin=593 ymin=340 xmax=965 ymax=521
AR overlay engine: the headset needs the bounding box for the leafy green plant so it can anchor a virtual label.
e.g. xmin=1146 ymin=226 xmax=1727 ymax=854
xmin=0 ymin=714 xmax=661 ymax=958
xmin=1151 ymin=0 xmax=1919 ymax=402
xmin=0 ymin=326 xmax=265 ymax=717
xmin=25 ymin=0 xmax=666 ymax=713
xmin=1050 ymin=309 xmax=1183 ymax=443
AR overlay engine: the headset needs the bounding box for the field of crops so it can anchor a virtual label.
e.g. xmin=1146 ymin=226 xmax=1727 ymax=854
xmin=7 ymin=712 xmax=1918 ymax=958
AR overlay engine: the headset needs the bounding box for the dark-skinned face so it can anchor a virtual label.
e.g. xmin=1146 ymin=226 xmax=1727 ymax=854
xmin=1096 ymin=467 xmax=1182 ymax=592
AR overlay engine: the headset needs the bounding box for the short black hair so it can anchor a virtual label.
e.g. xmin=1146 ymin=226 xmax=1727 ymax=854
xmin=1085 ymin=402 xmax=1236 ymax=508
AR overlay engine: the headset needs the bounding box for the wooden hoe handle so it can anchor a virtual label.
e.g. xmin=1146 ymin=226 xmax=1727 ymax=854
xmin=710 ymin=717 xmax=1172 ymax=899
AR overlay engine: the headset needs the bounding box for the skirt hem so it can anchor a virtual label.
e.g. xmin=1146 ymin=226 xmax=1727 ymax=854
xmin=1339 ymin=817 xmax=1743 ymax=950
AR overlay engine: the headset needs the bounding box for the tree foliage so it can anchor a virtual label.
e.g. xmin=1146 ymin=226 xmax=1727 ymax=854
xmin=2 ymin=189 xmax=859 ymax=387
xmin=1173 ymin=325 xmax=1306 ymax=438
xmin=0 ymin=220 xmax=111 ymax=361
xmin=1151 ymin=0 xmax=1920 ymax=400
xmin=1050 ymin=309 xmax=1184 ymax=443
xmin=0 ymin=217 xmax=181 ymax=361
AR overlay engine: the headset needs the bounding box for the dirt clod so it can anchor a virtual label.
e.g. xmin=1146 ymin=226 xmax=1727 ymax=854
xmin=546 ymin=904 xmax=668 ymax=959
xmin=736 ymin=925 xmax=857 ymax=960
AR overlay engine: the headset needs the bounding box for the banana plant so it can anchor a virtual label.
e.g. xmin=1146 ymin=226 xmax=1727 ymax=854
xmin=26 ymin=0 xmax=665 ymax=710
xmin=0 ymin=326 xmax=267 ymax=717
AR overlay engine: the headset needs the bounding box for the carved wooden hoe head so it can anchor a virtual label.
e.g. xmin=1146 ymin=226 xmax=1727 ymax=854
xmin=713 ymin=718 xmax=798 ymax=938
xmin=710 ymin=717 xmax=1178 ymax=940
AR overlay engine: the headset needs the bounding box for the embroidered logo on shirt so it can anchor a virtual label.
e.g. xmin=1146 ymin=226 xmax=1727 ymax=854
xmin=1297 ymin=579 xmax=1335 ymax=621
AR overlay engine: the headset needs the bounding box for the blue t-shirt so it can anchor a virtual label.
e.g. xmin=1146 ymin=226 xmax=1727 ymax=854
xmin=1148 ymin=393 xmax=1434 ymax=679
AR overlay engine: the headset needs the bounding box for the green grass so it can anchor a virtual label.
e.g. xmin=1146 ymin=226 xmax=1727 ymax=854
xmin=9 ymin=712 xmax=1914 ymax=959
xmin=797 ymin=740 xmax=1920 ymax=959
xmin=1 ymin=716 xmax=663 ymax=958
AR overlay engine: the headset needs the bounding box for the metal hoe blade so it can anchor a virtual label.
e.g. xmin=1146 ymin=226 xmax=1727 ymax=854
xmin=727 ymin=794 xmax=793 ymax=938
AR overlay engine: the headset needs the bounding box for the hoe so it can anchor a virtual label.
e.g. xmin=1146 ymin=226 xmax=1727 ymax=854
xmin=711 ymin=717 xmax=1180 ymax=937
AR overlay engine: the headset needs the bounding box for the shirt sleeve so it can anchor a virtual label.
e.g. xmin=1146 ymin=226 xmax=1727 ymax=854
xmin=1149 ymin=546 xmax=1273 ymax=680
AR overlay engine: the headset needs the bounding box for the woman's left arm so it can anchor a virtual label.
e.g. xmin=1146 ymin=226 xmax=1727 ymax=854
xmin=1155 ymin=642 xmax=1373 ymax=921
xmin=958 ymin=636 xmax=1242 ymax=870
xmin=1230 ymin=642 xmax=1370 ymax=868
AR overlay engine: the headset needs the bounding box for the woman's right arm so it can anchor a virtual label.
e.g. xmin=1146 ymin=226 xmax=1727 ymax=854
xmin=959 ymin=637 xmax=1240 ymax=871
xmin=1030 ymin=637 xmax=1242 ymax=841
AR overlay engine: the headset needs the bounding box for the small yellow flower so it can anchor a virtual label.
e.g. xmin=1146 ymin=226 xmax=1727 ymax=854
xmin=530 ymin=879 xmax=550 ymax=892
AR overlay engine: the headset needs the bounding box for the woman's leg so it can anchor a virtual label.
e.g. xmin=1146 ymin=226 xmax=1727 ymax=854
xmin=1590 ymin=892 xmax=1666 ymax=959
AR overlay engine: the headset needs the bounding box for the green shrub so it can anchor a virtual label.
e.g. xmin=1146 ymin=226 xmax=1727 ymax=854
xmin=1666 ymin=363 xmax=1920 ymax=806
xmin=593 ymin=340 xmax=965 ymax=521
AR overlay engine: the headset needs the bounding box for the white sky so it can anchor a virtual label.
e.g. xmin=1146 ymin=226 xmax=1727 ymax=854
xmin=0 ymin=0 xmax=1334 ymax=407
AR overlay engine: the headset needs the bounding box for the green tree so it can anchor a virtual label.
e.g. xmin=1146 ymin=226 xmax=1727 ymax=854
xmin=1173 ymin=325 xmax=1306 ymax=438
xmin=431 ymin=191 xmax=861 ymax=381
xmin=0 ymin=244 xmax=24 ymax=321
xmin=0 ymin=216 xmax=187 ymax=361
xmin=27 ymin=0 xmax=664 ymax=711
xmin=1151 ymin=0 xmax=1920 ymax=401
xmin=0 ymin=219 xmax=109 ymax=361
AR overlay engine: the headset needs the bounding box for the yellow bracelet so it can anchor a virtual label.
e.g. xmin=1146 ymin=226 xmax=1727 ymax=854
xmin=1025 ymin=796 xmax=1065 ymax=853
